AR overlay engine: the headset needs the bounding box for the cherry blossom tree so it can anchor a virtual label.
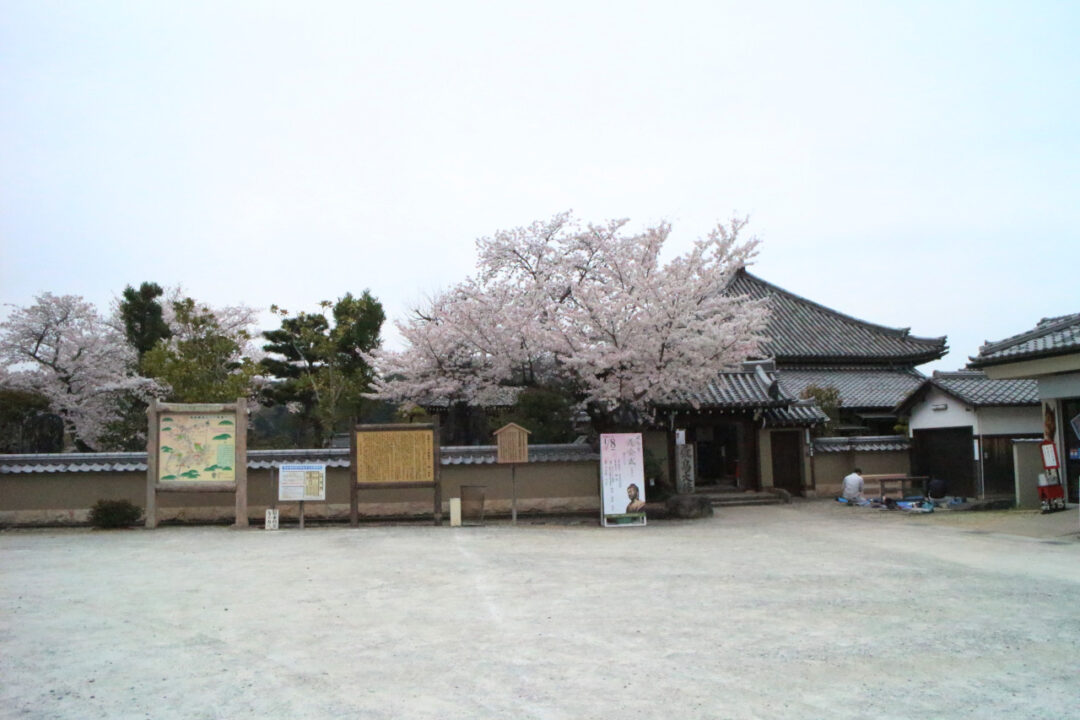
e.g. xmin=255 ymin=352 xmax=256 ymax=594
xmin=0 ymin=293 xmax=160 ymax=449
xmin=367 ymin=212 xmax=770 ymax=426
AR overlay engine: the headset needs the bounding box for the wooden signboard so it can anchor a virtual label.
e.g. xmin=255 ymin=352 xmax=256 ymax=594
xmin=351 ymin=423 xmax=441 ymax=526
xmin=146 ymin=398 xmax=248 ymax=528
xmin=494 ymin=423 xmax=530 ymax=464
xmin=494 ymin=423 xmax=531 ymax=524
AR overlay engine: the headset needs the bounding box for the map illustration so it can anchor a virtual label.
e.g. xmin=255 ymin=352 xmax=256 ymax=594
xmin=158 ymin=413 xmax=236 ymax=483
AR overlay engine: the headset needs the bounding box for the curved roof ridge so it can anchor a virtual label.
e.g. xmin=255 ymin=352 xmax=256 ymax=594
xmin=781 ymin=365 xmax=926 ymax=375
xmin=932 ymin=369 xmax=984 ymax=378
xmin=735 ymin=270 xmax=946 ymax=345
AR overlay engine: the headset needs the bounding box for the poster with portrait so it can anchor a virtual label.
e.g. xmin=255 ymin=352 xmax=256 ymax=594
xmin=600 ymin=433 xmax=647 ymax=527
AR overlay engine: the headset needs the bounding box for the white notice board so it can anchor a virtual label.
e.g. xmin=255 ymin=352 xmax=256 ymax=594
xmin=600 ymin=433 xmax=646 ymax=527
xmin=278 ymin=464 xmax=327 ymax=502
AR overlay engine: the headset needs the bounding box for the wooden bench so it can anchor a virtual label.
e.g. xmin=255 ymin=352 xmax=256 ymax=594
xmin=862 ymin=474 xmax=929 ymax=499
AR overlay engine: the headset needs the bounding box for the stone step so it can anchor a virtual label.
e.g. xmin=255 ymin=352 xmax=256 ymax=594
xmin=694 ymin=491 xmax=787 ymax=507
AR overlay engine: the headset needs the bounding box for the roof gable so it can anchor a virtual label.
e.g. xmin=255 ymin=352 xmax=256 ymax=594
xmin=895 ymin=369 xmax=1039 ymax=412
xmin=728 ymin=270 xmax=947 ymax=365
xmin=930 ymin=370 xmax=1038 ymax=407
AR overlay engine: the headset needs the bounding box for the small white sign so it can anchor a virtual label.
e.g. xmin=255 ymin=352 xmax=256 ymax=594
xmin=1040 ymin=441 xmax=1059 ymax=470
xmin=676 ymin=429 xmax=686 ymax=445
xmin=279 ymin=464 xmax=327 ymax=502
xmin=264 ymin=508 xmax=279 ymax=530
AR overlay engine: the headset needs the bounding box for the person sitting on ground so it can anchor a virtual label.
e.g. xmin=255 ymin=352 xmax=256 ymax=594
xmin=926 ymin=477 xmax=947 ymax=501
xmin=840 ymin=467 xmax=866 ymax=504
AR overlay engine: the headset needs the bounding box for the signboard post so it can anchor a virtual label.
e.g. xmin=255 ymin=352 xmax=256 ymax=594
xmin=494 ymin=423 xmax=530 ymax=525
xmin=600 ymin=433 xmax=647 ymax=527
xmin=145 ymin=398 xmax=248 ymax=529
xmin=351 ymin=423 xmax=441 ymax=526
xmin=278 ymin=463 xmax=327 ymax=529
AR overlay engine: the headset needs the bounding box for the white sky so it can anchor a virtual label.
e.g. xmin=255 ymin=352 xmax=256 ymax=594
xmin=2 ymin=1 xmax=1077 ymax=372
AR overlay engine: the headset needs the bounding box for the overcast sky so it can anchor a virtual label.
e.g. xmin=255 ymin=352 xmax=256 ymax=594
xmin=2 ymin=1 xmax=1077 ymax=372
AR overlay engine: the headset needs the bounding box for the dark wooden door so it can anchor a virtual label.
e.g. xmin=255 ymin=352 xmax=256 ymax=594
xmin=981 ymin=436 xmax=1016 ymax=497
xmin=913 ymin=427 xmax=977 ymax=497
xmin=770 ymin=430 xmax=802 ymax=494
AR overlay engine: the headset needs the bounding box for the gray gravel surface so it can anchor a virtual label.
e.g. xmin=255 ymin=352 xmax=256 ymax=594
xmin=2 ymin=503 xmax=1078 ymax=719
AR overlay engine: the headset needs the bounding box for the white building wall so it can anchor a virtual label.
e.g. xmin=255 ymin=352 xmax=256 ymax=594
xmin=975 ymin=406 xmax=1042 ymax=436
xmin=907 ymin=387 xmax=975 ymax=434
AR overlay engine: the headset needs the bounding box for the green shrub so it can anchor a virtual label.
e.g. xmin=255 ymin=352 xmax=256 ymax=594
xmin=88 ymin=499 xmax=142 ymax=528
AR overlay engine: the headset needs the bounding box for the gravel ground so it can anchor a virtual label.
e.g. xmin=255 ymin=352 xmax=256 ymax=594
xmin=1 ymin=502 xmax=1078 ymax=720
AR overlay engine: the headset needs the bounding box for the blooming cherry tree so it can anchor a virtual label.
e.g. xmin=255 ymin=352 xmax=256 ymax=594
xmin=0 ymin=293 xmax=160 ymax=449
xmin=367 ymin=213 xmax=770 ymax=424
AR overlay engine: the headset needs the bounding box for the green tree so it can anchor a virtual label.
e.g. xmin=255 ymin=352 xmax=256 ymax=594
xmin=142 ymin=298 xmax=259 ymax=403
xmin=119 ymin=282 xmax=172 ymax=360
xmin=799 ymin=384 xmax=841 ymax=437
xmin=0 ymin=387 xmax=64 ymax=453
xmin=108 ymin=282 xmax=174 ymax=448
xmin=492 ymin=386 xmax=577 ymax=443
xmin=261 ymin=291 xmax=385 ymax=446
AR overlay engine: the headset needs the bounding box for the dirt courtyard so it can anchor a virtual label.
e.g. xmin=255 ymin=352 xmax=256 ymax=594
xmin=2 ymin=502 xmax=1078 ymax=720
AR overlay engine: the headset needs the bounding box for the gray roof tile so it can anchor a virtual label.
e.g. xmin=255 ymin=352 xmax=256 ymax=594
xmin=763 ymin=402 xmax=829 ymax=427
xmin=971 ymin=313 xmax=1080 ymax=366
xmin=927 ymin=370 xmax=1038 ymax=407
xmin=0 ymin=445 xmax=597 ymax=474
xmin=778 ymin=367 xmax=926 ymax=410
xmin=728 ymin=271 xmax=947 ymax=364
xmin=661 ymin=362 xmax=792 ymax=409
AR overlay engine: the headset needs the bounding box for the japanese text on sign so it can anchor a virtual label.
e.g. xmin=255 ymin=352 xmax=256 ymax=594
xmin=600 ymin=433 xmax=646 ymax=523
xmin=355 ymin=430 xmax=434 ymax=484
xmin=279 ymin=463 xmax=326 ymax=502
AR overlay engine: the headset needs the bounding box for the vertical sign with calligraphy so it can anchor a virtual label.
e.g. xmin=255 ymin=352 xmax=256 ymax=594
xmin=600 ymin=433 xmax=647 ymax=527
xmin=351 ymin=423 xmax=441 ymax=527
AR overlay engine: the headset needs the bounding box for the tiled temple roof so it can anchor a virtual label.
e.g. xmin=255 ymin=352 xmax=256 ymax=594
xmin=661 ymin=361 xmax=790 ymax=409
xmin=728 ymin=270 xmax=947 ymax=365
xmin=777 ymin=367 xmax=926 ymax=410
xmin=762 ymin=402 xmax=829 ymax=428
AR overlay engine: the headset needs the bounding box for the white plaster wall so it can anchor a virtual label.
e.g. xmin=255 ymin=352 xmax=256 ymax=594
xmin=907 ymin=386 xmax=975 ymax=433
xmin=975 ymin=406 xmax=1043 ymax=436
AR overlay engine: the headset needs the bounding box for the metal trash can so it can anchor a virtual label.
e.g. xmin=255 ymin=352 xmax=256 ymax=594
xmin=459 ymin=485 xmax=486 ymax=526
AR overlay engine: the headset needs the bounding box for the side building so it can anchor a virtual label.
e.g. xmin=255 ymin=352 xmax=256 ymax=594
xmin=969 ymin=313 xmax=1080 ymax=503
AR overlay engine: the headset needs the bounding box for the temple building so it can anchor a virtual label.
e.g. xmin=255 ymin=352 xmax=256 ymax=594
xmin=651 ymin=270 xmax=947 ymax=495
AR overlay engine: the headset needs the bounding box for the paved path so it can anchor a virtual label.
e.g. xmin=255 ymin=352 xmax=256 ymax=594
xmin=2 ymin=504 xmax=1078 ymax=719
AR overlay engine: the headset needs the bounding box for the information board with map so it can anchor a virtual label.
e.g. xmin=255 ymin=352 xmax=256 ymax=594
xmin=158 ymin=412 xmax=237 ymax=483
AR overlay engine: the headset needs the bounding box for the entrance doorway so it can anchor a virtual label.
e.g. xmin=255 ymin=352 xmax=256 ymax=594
xmin=693 ymin=423 xmax=741 ymax=486
xmin=770 ymin=431 xmax=802 ymax=494
xmin=913 ymin=427 xmax=977 ymax=497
